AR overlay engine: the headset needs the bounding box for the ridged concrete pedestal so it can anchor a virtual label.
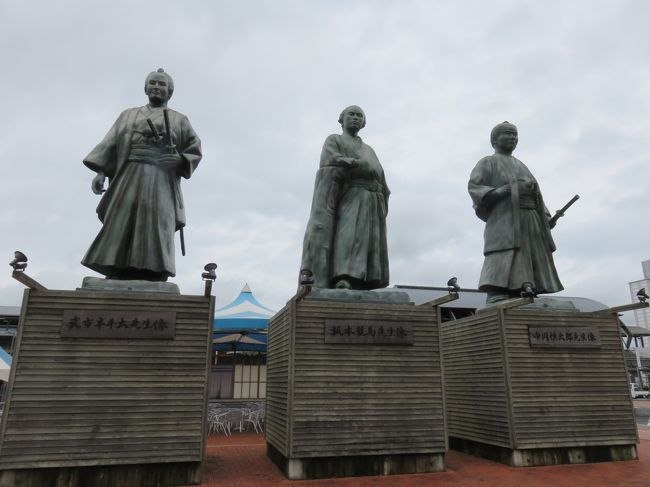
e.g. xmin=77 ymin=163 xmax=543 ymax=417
xmin=265 ymin=292 xmax=447 ymax=479
xmin=0 ymin=289 xmax=214 ymax=487
xmin=441 ymin=305 xmax=638 ymax=466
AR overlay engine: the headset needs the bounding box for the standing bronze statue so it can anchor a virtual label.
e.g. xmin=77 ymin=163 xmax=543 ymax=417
xmin=300 ymin=106 xmax=390 ymax=290
xmin=81 ymin=68 xmax=202 ymax=282
xmin=468 ymin=121 xmax=563 ymax=303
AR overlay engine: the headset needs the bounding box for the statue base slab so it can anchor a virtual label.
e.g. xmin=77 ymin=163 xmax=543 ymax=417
xmin=441 ymin=306 xmax=638 ymax=466
xmin=480 ymin=296 xmax=578 ymax=312
xmin=306 ymin=287 xmax=412 ymax=304
xmin=265 ymin=294 xmax=447 ymax=479
xmin=267 ymin=442 xmax=444 ymax=480
xmin=0 ymin=463 xmax=201 ymax=487
xmin=521 ymin=297 xmax=578 ymax=311
xmin=449 ymin=437 xmax=637 ymax=467
xmin=79 ymin=276 xmax=180 ymax=294
xmin=0 ymin=289 xmax=214 ymax=487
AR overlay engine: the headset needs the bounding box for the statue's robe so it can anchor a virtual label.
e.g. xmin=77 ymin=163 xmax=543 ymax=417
xmin=468 ymin=153 xmax=563 ymax=294
xmin=81 ymin=105 xmax=202 ymax=280
xmin=300 ymin=133 xmax=389 ymax=289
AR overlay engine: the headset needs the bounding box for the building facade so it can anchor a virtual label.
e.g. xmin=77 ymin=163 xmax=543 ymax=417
xmin=210 ymin=284 xmax=273 ymax=400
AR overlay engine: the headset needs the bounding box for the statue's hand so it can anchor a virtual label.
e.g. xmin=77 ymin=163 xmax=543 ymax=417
xmin=331 ymin=156 xmax=359 ymax=168
xmin=488 ymin=184 xmax=510 ymax=203
xmin=157 ymin=152 xmax=183 ymax=171
xmin=91 ymin=172 xmax=106 ymax=195
xmin=348 ymin=158 xmax=361 ymax=168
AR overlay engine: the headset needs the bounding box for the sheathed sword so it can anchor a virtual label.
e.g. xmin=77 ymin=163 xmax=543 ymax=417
xmin=179 ymin=227 xmax=186 ymax=256
xmin=162 ymin=109 xmax=186 ymax=256
xmin=549 ymin=194 xmax=580 ymax=227
xmin=163 ymin=109 xmax=176 ymax=154
xmin=146 ymin=118 xmax=163 ymax=144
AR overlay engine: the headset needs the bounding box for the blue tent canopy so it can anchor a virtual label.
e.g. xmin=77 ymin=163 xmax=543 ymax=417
xmin=213 ymin=317 xmax=269 ymax=331
xmin=213 ymin=331 xmax=268 ymax=352
xmin=0 ymin=347 xmax=11 ymax=366
xmin=213 ymin=284 xmax=273 ymax=352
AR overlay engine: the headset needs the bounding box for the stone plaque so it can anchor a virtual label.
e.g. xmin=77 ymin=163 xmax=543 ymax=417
xmin=324 ymin=320 xmax=413 ymax=345
xmin=61 ymin=309 xmax=176 ymax=339
xmin=528 ymin=325 xmax=601 ymax=348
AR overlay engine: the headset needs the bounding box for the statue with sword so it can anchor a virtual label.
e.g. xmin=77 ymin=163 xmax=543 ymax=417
xmin=81 ymin=68 xmax=202 ymax=282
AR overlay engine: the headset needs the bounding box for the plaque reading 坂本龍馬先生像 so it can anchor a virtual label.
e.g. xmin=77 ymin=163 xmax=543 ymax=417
xmin=528 ymin=325 xmax=601 ymax=348
xmin=324 ymin=319 xmax=413 ymax=345
xmin=61 ymin=309 xmax=176 ymax=339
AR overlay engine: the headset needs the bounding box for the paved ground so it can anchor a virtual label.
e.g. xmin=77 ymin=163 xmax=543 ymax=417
xmin=634 ymin=400 xmax=650 ymax=426
xmin=192 ymin=426 xmax=650 ymax=487
xmin=633 ymin=399 xmax=650 ymax=409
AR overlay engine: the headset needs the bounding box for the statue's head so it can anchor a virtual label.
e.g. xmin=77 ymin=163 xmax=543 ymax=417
xmin=144 ymin=68 xmax=174 ymax=105
xmin=338 ymin=105 xmax=366 ymax=131
xmin=490 ymin=121 xmax=518 ymax=153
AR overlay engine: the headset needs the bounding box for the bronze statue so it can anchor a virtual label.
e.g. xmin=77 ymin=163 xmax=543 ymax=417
xmin=81 ymin=68 xmax=202 ymax=281
xmin=468 ymin=121 xmax=563 ymax=303
xmin=300 ymin=105 xmax=390 ymax=290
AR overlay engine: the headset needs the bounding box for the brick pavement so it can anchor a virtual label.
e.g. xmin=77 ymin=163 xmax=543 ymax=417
xmin=191 ymin=427 xmax=650 ymax=487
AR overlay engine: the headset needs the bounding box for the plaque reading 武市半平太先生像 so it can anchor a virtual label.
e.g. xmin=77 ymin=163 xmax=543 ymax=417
xmin=528 ymin=325 xmax=601 ymax=348
xmin=61 ymin=309 xmax=176 ymax=339
xmin=324 ymin=319 xmax=413 ymax=345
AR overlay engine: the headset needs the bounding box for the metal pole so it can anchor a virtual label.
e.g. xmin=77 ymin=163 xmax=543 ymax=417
xmin=636 ymin=347 xmax=645 ymax=388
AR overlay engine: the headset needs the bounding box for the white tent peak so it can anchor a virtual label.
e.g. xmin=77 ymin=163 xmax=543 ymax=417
xmin=242 ymin=283 xmax=252 ymax=293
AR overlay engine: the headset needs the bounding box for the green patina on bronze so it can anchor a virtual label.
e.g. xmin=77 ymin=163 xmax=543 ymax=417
xmin=81 ymin=69 xmax=202 ymax=282
xmin=300 ymin=106 xmax=390 ymax=290
xmin=468 ymin=122 xmax=563 ymax=303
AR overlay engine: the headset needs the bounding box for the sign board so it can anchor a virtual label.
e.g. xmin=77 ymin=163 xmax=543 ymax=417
xmin=324 ymin=320 xmax=413 ymax=345
xmin=528 ymin=325 xmax=601 ymax=348
xmin=61 ymin=310 xmax=176 ymax=339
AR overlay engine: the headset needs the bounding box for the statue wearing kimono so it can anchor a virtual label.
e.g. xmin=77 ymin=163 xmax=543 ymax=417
xmin=300 ymin=106 xmax=390 ymax=290
xmin=82 ymin=69 xmax=202 ymax=281
xmin=468 ymin=122 xmax=562 ymax=303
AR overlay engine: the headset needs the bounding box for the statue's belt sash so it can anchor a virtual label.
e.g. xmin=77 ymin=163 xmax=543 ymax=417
xmin=348 ymin=179 xmax=382 ymax=192
xmin=128 ymin=144 xmax=167 ymax=165
xmin=519 ymin=193 xmax=537 ymax=209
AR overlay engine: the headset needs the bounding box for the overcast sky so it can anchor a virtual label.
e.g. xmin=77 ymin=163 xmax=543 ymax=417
xmin=1 ymin=0 xmax=649 ymax=322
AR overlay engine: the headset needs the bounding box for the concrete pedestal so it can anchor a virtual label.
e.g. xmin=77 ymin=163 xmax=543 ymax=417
xmin=0 ymin=289 xmax=214 ymax=487
xmin=265 ymin=292 xmax=447 ymax=479
xmin=441 ymin=305 xmax=638 ymax=466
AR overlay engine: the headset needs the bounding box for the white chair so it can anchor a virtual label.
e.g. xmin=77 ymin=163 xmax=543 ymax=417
xmin=243 ymin=408 xmax=264 ymax=433
xmin=207 ymin=409 xmax=231 ymax=436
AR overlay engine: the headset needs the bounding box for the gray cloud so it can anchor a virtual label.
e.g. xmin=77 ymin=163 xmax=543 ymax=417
xmin=1 ymin=0 xmax=649 ymax=320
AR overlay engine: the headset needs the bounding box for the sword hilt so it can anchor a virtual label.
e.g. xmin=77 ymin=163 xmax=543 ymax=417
xmin=163 ymin=109 xmax=176 ymax=154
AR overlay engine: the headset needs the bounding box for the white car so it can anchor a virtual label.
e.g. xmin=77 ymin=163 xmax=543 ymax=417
xmin=631 ymin=383 xmax=650 ymax=399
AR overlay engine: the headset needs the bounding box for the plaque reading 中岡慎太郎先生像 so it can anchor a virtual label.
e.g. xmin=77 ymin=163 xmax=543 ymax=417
xmin=61 ymin=309 xmax=176 ymax=339
xmin=528 ymin=325 xmax=601 ymax=348
xmin=324 ymin=319 xmax=413 ymax=345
